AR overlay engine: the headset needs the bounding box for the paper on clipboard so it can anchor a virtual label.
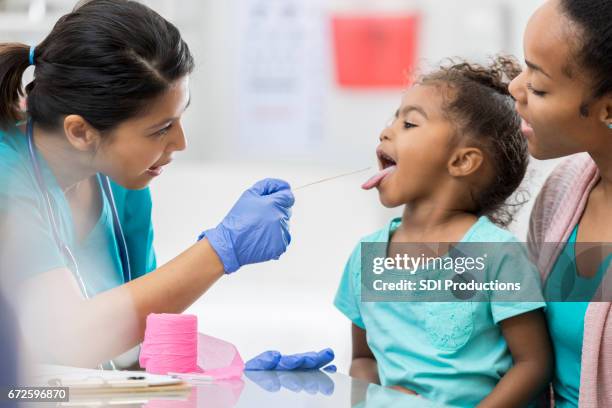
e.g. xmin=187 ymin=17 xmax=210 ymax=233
xmin=30 ymin=364 xmax=190 ymax=393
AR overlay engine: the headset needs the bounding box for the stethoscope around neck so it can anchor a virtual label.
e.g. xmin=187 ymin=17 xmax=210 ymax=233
xmin=26 ymin=118 xmax=132 ymax=299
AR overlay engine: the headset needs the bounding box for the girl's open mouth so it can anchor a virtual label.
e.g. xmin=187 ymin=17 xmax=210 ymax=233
xmin=361 ymin=149 xmax=397 ymax=190
xmin=378 ymin=151 xmax=397 ymax=169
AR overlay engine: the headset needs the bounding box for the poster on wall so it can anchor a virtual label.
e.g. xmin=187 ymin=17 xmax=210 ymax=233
xmin=234 ymin=0 xmax=328 ymax=155
xmin=331 ymin=14 xmax=420 ymax=88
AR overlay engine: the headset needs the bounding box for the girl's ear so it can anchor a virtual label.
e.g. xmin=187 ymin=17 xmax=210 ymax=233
xmin=63 ymin=115 xmax=101 ymax=153
xmin=447 ymin=147 xmax=484 ymax=177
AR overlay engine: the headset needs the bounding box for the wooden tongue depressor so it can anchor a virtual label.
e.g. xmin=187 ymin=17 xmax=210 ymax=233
xmin=294 ymin=167 xmax=372 ymax=191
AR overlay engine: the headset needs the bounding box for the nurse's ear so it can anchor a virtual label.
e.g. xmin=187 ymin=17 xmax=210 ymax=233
xmin=63 ymin=115 xmax=102 ymax=152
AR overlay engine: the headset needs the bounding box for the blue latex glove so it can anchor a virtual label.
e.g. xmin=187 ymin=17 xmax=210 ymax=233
xmin=199 ymin=178 xmax=294 ymax=274
xmin=245 ymin=348 xmax=335 ymax=371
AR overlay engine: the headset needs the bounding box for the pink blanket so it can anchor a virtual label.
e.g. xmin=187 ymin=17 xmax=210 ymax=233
xmin=528 ymin=153 xmax=612 ymax=407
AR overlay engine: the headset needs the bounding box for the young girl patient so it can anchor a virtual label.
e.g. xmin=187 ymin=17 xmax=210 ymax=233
xmin=334 ymin=57 xmax=552 ymax=407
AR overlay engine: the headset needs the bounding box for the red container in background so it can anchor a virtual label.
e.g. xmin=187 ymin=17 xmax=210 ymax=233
xmin=331 ymin=14 xmax=420 ymax=88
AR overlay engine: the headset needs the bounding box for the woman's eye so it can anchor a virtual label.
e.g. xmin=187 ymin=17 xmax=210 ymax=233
xmin=527 ymin=83 xmax=546 ymax=97
xmin=403 ymin=121 xmax=417 ymax=129
xmin=154 ymin=124 xmax=172 ymax=137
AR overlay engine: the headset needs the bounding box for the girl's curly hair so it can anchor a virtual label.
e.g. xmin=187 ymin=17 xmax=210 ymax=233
xmin=419 ymin=56 xmax=528 ymax=227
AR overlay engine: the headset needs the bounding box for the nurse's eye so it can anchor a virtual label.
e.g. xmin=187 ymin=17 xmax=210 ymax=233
xmin=527 ymin=83 xmax=546 ymax=97
xmin=153 ymin=124 xmax=172 ymax=137
xmin=403 ymin=121 xmax=417 ymax=129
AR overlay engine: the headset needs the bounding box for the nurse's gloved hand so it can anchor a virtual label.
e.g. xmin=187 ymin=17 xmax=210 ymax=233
xmin=245 ymin=349 xmax=335 ymax=371
xmin=199 ymin=178 xmax=294 ymax=274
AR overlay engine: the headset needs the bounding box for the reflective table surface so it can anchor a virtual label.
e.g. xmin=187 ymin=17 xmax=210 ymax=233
xmin=51 ymin=370 xmax=447 ymax=407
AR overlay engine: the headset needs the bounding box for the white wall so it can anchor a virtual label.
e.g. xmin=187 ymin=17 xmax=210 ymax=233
xmin=177 ymin=0 xmax=547 ymax=164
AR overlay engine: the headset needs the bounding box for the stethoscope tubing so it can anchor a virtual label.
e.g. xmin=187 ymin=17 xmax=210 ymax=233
xmin=26 ymin=118 xmax=132 ymax=298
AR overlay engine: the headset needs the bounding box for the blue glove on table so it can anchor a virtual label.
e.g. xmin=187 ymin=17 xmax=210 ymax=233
xmin=245 ymin=348 xmax=335 ymax=371
xmin=199 ymin=178 xmax=294 ymax=274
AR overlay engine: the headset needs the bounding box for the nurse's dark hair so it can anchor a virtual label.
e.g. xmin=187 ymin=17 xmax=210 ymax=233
xmin=419 ymin=56 xmax=528 ymax=227
xmin=559 ymin=0 xmax=612 ymax=100
xmin=0 ymin=0 xmax=194 ymax=131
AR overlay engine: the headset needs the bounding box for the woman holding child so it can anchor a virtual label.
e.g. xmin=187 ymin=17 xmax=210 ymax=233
xmin=337 ymin=0 xmax=611 ymax=406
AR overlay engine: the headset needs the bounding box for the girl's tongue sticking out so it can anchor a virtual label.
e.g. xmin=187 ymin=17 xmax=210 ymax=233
xmin=362 ymin=148 xmax=397 ymax=190
xmin=361 ymin=165 xmax=396 ymax=190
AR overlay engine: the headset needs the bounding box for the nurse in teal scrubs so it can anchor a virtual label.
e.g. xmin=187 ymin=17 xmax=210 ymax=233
xmin=509 ymin=0 xmax=612 ymax=406
xmin=0 ymin=0 xmax=294 ymax=367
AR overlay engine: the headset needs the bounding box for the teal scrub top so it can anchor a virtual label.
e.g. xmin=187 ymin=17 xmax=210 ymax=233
xmin=0 ymin=124 xmax=156 ymax=295
xmin=545 ymin=225 xmax=611 ymax=408
xmin=334 ymin=216 xmax=545 ymax=408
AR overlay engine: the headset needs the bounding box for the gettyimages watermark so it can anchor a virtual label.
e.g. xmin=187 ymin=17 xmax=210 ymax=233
xmin=360 ymin=242 xmax=611 ymax=302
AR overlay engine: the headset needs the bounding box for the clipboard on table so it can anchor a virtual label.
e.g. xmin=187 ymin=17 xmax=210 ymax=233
xmin=31 ymin=364 xmax=192 ymax=395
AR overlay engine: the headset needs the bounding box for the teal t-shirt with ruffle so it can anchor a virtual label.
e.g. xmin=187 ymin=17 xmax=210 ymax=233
xmin=334 ymin=216 xmax=545 ymax=407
